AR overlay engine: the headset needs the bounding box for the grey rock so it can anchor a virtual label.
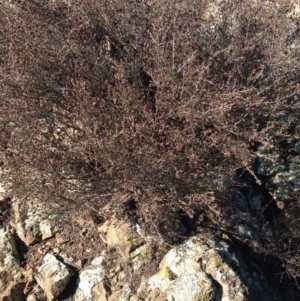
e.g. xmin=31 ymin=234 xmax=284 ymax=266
xmin=249 ymin=196 xmax=261 ymax=210
xmin=74 ymin=254 xmax=111 ymax=301
xmin=136 ymin=236 xmax=271 ymax=301
xmin=0 ymin=227 xmax=20 ymax=292
xmin=12 ymin=199 xmax=57 ymax=246
xmin=256 ymin=156 xmax=286 ymax=176
xmin=234 ymin=189 xmax=249 ymax=212
xmin=256 ymin=149 xmax=300 ymax=201
xmin=238 ymin=224 xmax=254 ymax=239
xmin=294 ymin=140 xmax=300 ymax=154
xmin=0 ymin=227 xmax=24 ymax=301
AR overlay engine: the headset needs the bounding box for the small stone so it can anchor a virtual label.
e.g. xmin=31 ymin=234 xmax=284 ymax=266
xmin=75 ymin=260 xmax=84 ymax=269
xmin=93 ymin=282 xmax=111 ymax=300
xmin=27 ymin=294 xmax=38 ymax=301
xmin=114 ymin=263 xmax=122 ymax=273
xmin=108 ymin=271 xmax=116 ymax=279
xmin=277 ymin=201 xmax=285 ymax=209
xmin=234 ymin=189 xmax=248 ymax=211
xmin=86 ymin=218 xmax=95 ymax=227
xmin=107 ymin=284 xmax=132 ymax=301
xmin=294 ymin=140 xmax=300 ymax=154
xmin=76 ymin=217 xmax=85 ymax=227
xmin=53 ymin=248 xmax=60 ymax=254
xmin=56 ymin=234 xmax=68 ymax=245
xmin=59 ymin=254 xmax=74 ymax=265
xmin=118 ymin=271 xmax=126 ymax=281
xmin=40 ymin=221 xmax=53 ymax=240
xmin=221 ymin=233 xmax=230 ymax=240
xmin=238 ymin=224 xmax=254 ymax=239
xmin=38 ymin=247 xmax=45 ymax=255
xmin=0 ymin=183 xmax=5 ymax=200
xmin=110 ymin=275 xmax=118 ymax=286
xmin=249 ymin=196 xmax=261 ymax=210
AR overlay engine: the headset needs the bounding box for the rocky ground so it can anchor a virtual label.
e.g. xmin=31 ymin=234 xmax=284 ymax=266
xmin=1 ymin=139 xmax=300 ymax=301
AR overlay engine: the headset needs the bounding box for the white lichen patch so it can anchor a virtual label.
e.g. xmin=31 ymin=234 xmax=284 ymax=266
xmin=74 ymin=255 xmax=107 ymax=301
xmin=40 ymin=221 xmax=53 ymax=240
xmin=137 ymin=236 xmax=253 ymax=301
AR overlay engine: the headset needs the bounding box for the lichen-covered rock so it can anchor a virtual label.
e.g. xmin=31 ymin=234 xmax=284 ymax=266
xmin=11 ymin=199 xmax=57 ymax=246
xmin=0 ymin=226 xmax=25 ymax=301
xmin=238 ymin=224 xmax=255 ymax=239
xmin=74 ymin=254 xmax=110 ymax=301
xmin=136 ymin=236 xmax=216 ymax=301
xmin=256 ymin=138 xmax=300 ymax=202
xmin=108 ymin=284 xmax=132 ymax=301
xmin=136 ymin=236 xmax=271 ymax=301
xmin=256 ymin=154 xmax=300 ymax=201
xmin=35 ymin=254 xmax=74 ymax=301
xmin=39 ymin=221 xmax=54 ymax=240
xmin=254 ymin=108 xmax=300 ymax=203
xmin=202 ymin=0 xmax=222 ymax=21
xmin=98 ymin=216 xmax=151 ymax=267
xmin=0 ymin=227 xmax=20 ymax=290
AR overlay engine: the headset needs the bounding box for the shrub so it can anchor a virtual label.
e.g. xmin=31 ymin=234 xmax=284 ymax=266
xmin=1 ymin=0 xmax=300 ymax=285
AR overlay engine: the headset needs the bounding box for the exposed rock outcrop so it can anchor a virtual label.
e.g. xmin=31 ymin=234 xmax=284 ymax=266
xmin=0 ymin=191 xmax=297 ymax=301
xmin=136 ymin=236 xmax=271 ymax=301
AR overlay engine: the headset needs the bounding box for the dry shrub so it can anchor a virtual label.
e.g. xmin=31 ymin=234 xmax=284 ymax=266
xmin=1 ymin=0 xmax=300 ymax=282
